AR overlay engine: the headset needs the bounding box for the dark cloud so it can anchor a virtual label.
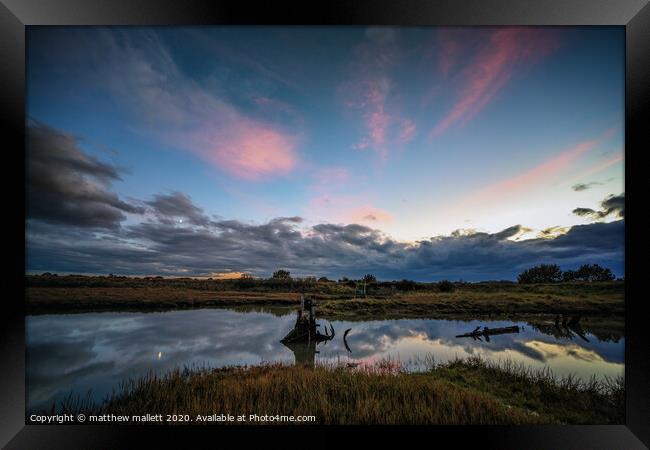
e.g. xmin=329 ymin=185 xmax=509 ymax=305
xmin=601 ymin=194 xmax=624 ymax=218
xmin=26 ymin=202 xmax=625 ymax=280
xmin=25 ymin=132 xmax=625 ymax=280
xmin=538 ymin=226 xmax=568 ymax=238
xmin=573 ymin=193 xmax=624 ymax=220
xmin=573 ymin=207 xmax=597 ymax=217
xmin=27 ymin=121 xmax=144 ymax=229
xmin=146 ymin=192 xmax=212 ymax=226
xmin=491 ymin=225 xmax=526 ymax=241
xmin=572 ymin=182 xmax=602 ymax=192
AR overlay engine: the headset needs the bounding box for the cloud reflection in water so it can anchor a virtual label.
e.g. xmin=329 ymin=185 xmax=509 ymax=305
xmin=26 ymin=308 xmax=623 ymax=412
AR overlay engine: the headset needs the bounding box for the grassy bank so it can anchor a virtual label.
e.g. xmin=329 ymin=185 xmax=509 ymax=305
xmin=53 ymin=357 xmax=624 ymax=425
xmin=26 ymin=276 xmax=625 ymax=316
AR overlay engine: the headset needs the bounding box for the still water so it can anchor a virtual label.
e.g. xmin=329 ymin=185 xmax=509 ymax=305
xmin=26 ymin=307 xmax=624 ymax=412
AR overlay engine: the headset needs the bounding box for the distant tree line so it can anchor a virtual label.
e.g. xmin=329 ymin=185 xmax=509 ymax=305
xmin=29 ymin=271 xmax=458 ymax=294
xmin=517 ymin=264 xmax=615 ymax=284
xmin=269 ymin=270 xmax=453 ymax=293
xmin=30 ymin=264 xmax=619 ymax=292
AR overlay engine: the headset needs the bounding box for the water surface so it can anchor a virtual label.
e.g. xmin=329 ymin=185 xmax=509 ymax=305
xmin=26 ymin=307 xmax=624 ymax=412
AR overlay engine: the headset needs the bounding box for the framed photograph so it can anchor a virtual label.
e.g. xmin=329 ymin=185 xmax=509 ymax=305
xmin=3 ymin=0 xmax=648 ymax=447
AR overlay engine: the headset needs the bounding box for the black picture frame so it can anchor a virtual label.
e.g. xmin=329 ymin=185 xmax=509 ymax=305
xmin=2 ymin=0 xmax=648 ymax=447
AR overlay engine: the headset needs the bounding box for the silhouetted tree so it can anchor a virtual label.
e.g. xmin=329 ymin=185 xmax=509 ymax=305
xmin=562 ymin=270 xmax=578 ymax=282
xmin=362 ymin=274 xmax=377 ymax=284
xmin=562 ymin=264 xmax=615 ymax=282
xmin=318 ymin=277 xmax=331 ymax=282
xmin=438 ymin=280 xmax=455 ymax=292
xmin=517 ymin=264 xmax=563 ymax=284
xmin=272 ymin=269 xmax=291 ymax=279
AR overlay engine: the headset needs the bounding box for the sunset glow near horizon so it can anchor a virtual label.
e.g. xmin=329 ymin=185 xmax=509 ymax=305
xmin=26 ymin=27 xmax=625 ymax=280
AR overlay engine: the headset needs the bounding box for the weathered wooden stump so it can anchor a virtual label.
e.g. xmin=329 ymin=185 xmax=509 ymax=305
xmin=280 ymin=295 xmax=334 ymax=344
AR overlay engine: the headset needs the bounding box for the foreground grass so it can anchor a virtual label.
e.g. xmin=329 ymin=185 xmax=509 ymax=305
xmin=26 ymin=279 xmax=624 ymax=317
xmin=53 ymin=358 xmax=623 ymax=425
xmin=429 ymin=358 xmax=624 ymax=424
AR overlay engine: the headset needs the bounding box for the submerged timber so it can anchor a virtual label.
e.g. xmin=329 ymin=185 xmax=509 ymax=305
xmin=456 ymin=325 xmax=520 ymax=339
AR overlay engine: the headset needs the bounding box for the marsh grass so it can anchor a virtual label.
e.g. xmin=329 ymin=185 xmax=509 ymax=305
xmin=26 ymin=278 xmax=624 ymax=317
xmin=48 ymin=356 xmax=623 ymax=425
xmin=426 ymin=356 xmax=624 ymax=424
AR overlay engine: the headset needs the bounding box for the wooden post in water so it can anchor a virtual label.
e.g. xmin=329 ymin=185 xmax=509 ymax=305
xmin=280 ymin=295 xmax=335 ymax=345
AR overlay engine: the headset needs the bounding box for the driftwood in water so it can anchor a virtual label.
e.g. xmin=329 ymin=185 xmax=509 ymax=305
xmin=456 ymin=325 xmax=520 ymax=339
xmin=343 ymin=328 xmax=352 ymax=353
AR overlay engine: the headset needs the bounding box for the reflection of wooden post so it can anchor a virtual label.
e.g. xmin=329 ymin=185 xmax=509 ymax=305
xmin=283 ymin=341 xmax=317 ymax=367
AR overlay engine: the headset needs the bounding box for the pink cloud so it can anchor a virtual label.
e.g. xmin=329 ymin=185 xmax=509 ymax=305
xmin=463 ymin=138 xmax=599 ymax=207
xmin=344 ymin=205 xmax=394 ymax=224
xmin=190 ymin=122 xmax=299 ymax=181
xmin=369 ymin=112 xmax=389 ymax=146
xmin=97 ymin=30 xmax=302 ymax=182
xmin=491 ymin=139 xmax=596 ymax=191
xmin=342 ymin=77 xmax=416 ymax=161
xmin=353 ymin=139 xmax=371 ymax=150
xmin=438 ymin=29 xmax=465 ymax=77
xmin=398 ymin=119 xmax=417 ymax=144
xmin=600 ymin=124 xmax=621 ymax=141
xmin=563 ymin=126 xmax=622 ymax=184
xmin=431 ymin=28 xmax=562 ymax=138
xmin=573 ymin=154 xmax=623 ymax=181
xmin=306 ymin=195 xmax=393 ymax=226
xmin=340 ymin=32 xmax=417 ymax=161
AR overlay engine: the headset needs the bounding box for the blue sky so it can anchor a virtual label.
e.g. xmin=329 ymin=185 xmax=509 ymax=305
xmin=25 ymin=26 xmax=625 ymax=280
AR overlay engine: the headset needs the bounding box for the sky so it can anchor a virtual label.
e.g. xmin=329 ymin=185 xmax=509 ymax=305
xmin=25 ymin=26 xmax=625 ymax=281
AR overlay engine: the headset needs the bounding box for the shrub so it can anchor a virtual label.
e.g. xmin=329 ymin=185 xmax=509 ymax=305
xmin=517 ymin=264 xmax=563 ymax=284
xmin=574 ymin=264 xmax=615 ymax=282
xmin=362 ymin=274 xmax=377 ymax=284
xmin=562 ymin=270 xmax=578 ymax=282
xmin=272 ymin=269 xmax=291 ymax=280
xmin=438 ymin=280 xmax=455 ymax=292
xmin=396 ymin=279 xmax=417 ymax=291
xmin=563 ymin=264 xmax=615 ymax=282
